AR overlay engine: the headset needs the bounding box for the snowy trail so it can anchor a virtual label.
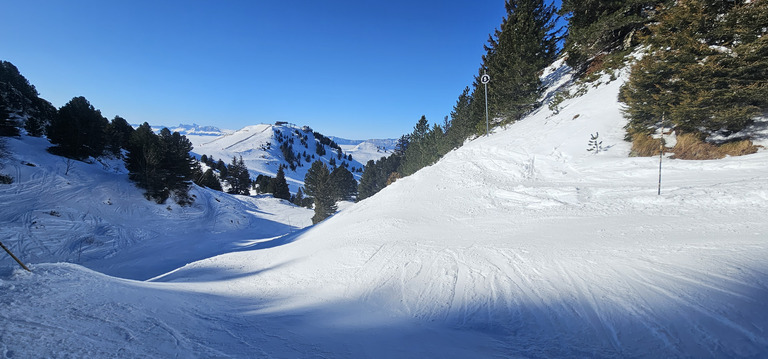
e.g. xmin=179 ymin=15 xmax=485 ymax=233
xmin=2 ymin=62 xmax=768 ymax=357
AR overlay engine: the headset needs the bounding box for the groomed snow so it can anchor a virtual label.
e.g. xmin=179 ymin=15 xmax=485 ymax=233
xmin=1 ymin=62 xmax=767 ymax=358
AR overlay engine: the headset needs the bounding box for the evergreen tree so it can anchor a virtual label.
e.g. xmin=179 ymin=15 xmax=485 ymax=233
xmin=483 ymin=0 xmax=558 ymax=123
xmin=0 ymin=97 xmax=19 ymax=137
xmin=0 ymin=61 xmax=56 ymax=136
xmin=255 ymin=174 xmax=274 ymax=194
xmin=226 ymin=155 xmax=251 ymax=195
xmin=216 ymin=159 xmax=228 ymax=178
xmin=304 ymin=160 xmax=336 ymax=224
xmin=125 ymin=123 xmax=196 ymax=204
xmin=293 ymin=187 xmax=306 ymax=207
xmin=105 ymin=116 xmax=134 ymax=156
xmin=357 ymin=153 xmax=402 ymax=201
xmin=158 ymin=128 xmax=196 ymax=204
xmin=272 ymin=166 xmax=291 ymax=200
xmin=125 ymin=123 xmax=165 ymax=202
xmin=444 ymin=86 xmax=474 ymax=149
xmin=47 ymin=96 xmax=109 ymax=159
xmin=619 ymin=0 xmax=768 ymax=138
xmin=196 ymin=168 xmax=223 ymax=191
xmin=329 ymin=166 xmax=357 ymax=201
xmin=559 ymin=0 xmax=671 ymax=73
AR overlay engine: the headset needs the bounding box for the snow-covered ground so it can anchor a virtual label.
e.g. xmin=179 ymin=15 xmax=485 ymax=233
xmin=1 ymin=61 xmax=767 ymax=358
xmin=187 ymin=123 xmax=393 ymax=194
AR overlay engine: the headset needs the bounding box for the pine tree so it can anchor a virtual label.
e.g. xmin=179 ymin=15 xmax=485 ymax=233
xmin=329 ymin=166 xmax=357 ymax=201
xmin=304 ymin=160 xmax=336 ymax=224
xmin=226 ymin=155 xmax=251 ymax=195
xmin=105 ymin=116 xmax=134 ymax=156
xmin=196 ymin=168 xmax=222 ymax=191
xmin=158 ymin=128 xmax=196 ymax=204
xmin=483 ymin=0 xmax=558 ymax=123
xmin=444 ymin=86 xmax=474 ymax=149
xmin=0 ymin=97 xmax=19 ymax=137
xmin=126 ymin=123 xmax=165 ymax=201
xmin=619 ymin=0 xmax=768 ymax=139
xmin=293 ymin=187 xmax=306 ymax=206
xmin=47 ymin=96 xmax=109 ymax=159
xmin=559 ymin=0 xmax=671 ymax=74
xmin=272 ymin=166 xmax=291 ymax=200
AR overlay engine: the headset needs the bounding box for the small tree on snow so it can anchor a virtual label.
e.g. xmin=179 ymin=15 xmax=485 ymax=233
xmin=587 ymin=132 xmax=602 ymax=154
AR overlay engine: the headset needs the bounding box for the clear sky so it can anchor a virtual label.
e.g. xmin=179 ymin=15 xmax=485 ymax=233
xmin=2 ymin=0 xmax=562 ymax=140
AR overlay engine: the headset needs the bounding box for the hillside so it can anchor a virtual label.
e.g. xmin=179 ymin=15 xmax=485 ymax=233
xmin=0 ymin=135 xmax=313 ymax=280
xmin=188 ymin=123 xmax=393 ymax=193
xmin=1 ymin=61 xmax=767 ymax=358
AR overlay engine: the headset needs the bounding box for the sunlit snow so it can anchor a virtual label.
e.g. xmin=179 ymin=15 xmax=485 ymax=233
xmin=1 ymin=60 xmax=767 ymax=358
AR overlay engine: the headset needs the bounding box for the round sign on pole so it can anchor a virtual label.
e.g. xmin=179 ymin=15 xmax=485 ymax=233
xmin=481 ymin=74 xmax=490 ymax=84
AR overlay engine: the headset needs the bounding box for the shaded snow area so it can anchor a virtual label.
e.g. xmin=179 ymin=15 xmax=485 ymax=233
xmin=2 ymin=62 xmax=768 ymax=358
xmin=0 ymin=136 xmax=313 ymax=280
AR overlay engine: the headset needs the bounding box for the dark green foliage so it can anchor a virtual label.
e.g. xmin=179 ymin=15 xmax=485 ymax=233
xmin=47 ymin=96 xmax=109 ymax=159
xmin=196 ymin=168 xmax=222 ymax=191
xmin=357 ymin=154 xmax=401 ymax=201
xmin=125 ymin=123 xmax=196 ymax=204
xmin=398 ymin=116 xmax=447 ymax=177
xmin=0 ymin=61 xmax=56 ymax=136
xmin=443 ymin=86 xmax=474 ymax=150
xmin=105 ymin=116 xmax=134 ymax=156
xmin=304 ymin=160 xmax=337 ymax=224
xmin=0 ymin=97 xmax=19 ymax=137
xmin=292 ymin=187 xmax=312 ymax=207
xmin=482 ymin=0 xmax=559 ymax=123
xmin=255 ymin=174 xmax=274 ymax=194
xmin=329 ymin=166 xmax=357 ymax=201
xmin=158 ymin=128 xmax=196 ymax=204
xmin=272 ymin=166 xmax=291 ymax=200
xmin=280 ymin=143 xmax=297 ymax=168
xmin=619 ymin=0 xmax=768 ymax=138
xmin=315 ymin=141 xmax=326 ymax=156
xmin=226 ymin=155 xmax=251 ymax=195
xmin=126 ymin=123 xmax=165 ymax=202
xmin=559 ymin=0 xmax=671 ymax=74
xmin=216 ymin=159 xmax=228 ymax=178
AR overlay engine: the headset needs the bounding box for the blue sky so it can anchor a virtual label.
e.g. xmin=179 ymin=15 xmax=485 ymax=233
xmin=2 ymin=1 xmax=562 ymax=140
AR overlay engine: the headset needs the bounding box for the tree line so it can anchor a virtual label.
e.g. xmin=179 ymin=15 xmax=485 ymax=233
xmin=357 ymin=0 xmax=768 ymax=200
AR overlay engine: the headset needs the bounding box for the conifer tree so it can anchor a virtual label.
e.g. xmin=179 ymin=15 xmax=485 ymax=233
xmin=47 ymin=96 xmax=109 ymax=159
xmin=0 ymin=97 xmax=19 ymax=137
xmin=105 ymin=116 xmax=134 ymax=156
xmin=619 ymin=0 xmax=768 ymax=138
xmin=559 ymin=0 xmax=671 ymax=73
xmin=158 ymin=128 xmax=196 ymax=204
xmin=126 ymin=123 xmax=164 ymax=201
xmin=196 ymin=168 xmax=223 ymax=191
xmin=125 ymin=124 xmax=196 ymax=204
xmin=272 ymin=166 xmax=291 ymax=200
xmin=329 ymin=166 xmax=357 ymax=201
xmin=304 ymin=160 xmax=336 ymax=224
xmin=483 ymin=0 xmax=558 ymax=123
xmin=226 ymin=155 xmax=251 ymax=195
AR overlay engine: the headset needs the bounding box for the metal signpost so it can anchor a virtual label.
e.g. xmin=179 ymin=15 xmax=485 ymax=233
xmin=481 ymin=72 xmax=490 ymax=136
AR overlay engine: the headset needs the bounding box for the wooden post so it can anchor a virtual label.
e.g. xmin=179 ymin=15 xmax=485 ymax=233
xmin=0 ymin=240 xmax=31 ymax=272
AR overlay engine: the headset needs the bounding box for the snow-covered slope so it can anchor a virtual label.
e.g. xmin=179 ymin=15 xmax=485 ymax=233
xmin=188 ymin=124 xmax=391 ymax=192
xmin=0 ymin=136 xmax=313 ymax=280
xmin=2 ymin=62 xmax=767 ymax=358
